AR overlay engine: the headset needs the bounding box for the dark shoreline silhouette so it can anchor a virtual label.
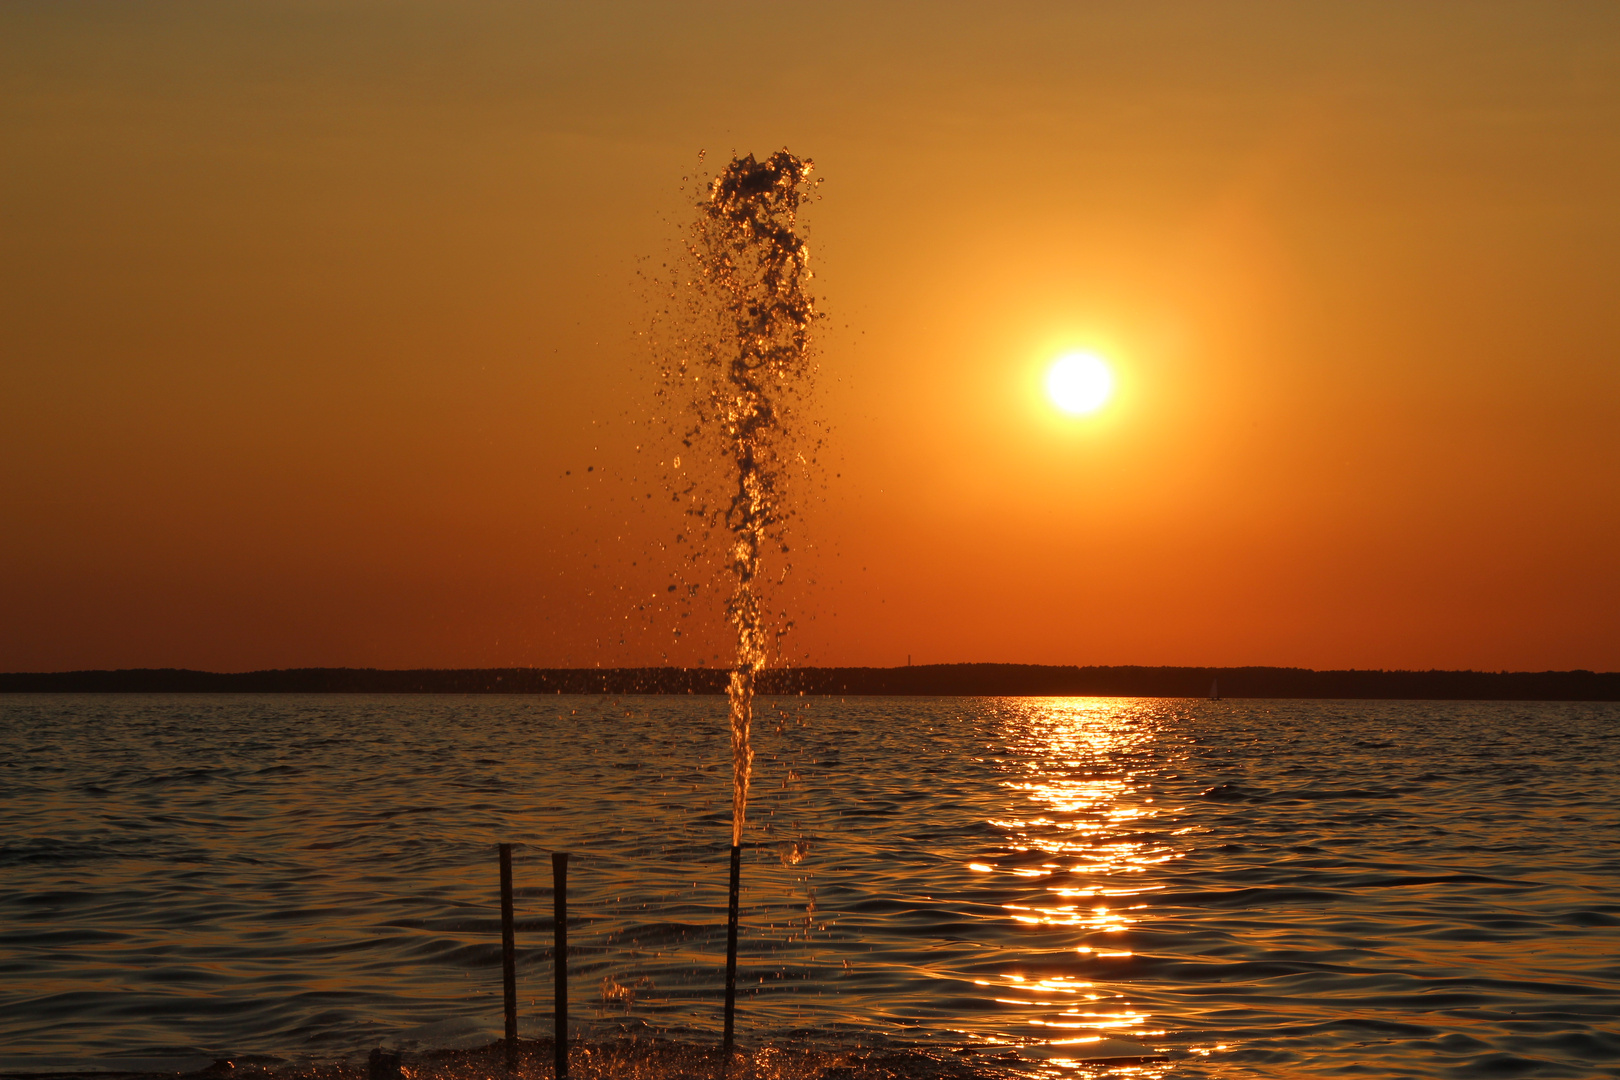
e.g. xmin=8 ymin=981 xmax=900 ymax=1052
xmin=2 ymin=664 xmax=1616 ymax=700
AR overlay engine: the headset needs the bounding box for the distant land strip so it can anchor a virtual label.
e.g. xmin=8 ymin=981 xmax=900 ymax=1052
xmin=2 ymin=665 xmax=1618 ymax=700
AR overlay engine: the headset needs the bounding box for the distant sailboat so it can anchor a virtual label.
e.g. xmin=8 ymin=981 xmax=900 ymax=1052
xmin=1209 ymin=679 xmax=1219 ymax=701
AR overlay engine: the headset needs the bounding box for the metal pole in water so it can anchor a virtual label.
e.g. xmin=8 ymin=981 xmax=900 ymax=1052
xmin=721 ymin=843 xmax=741 ymax=1076
xmin=553 ymin=852 xmax=569 ymax=1080
xmin=499 ymin=844 xmax=518 ymax=1072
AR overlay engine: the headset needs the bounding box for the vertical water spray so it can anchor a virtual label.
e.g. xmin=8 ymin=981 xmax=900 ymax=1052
xmin=704 ymin=151 xmax=817 ymax=849
xmin=655 ymin=148 xmax=819 ymax=1069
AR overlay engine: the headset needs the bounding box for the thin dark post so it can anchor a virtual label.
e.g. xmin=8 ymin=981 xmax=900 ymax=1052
xmin=553 ymin=852 xmax=569 ymax=1080
xmin=721 ymin=843 xmax=742 ymax=1075
xmin=499 ymin=844 xmax=518 ymax=1071
xmin=368 ymin=1049 xmax=402 ymax=1080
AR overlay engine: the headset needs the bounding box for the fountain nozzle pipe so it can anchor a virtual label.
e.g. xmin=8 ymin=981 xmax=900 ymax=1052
xmin=498 ymin=844 xmax=518 ymax=1072
xmin=722 ymin=843 xmax=742 ymax=1076
xmin=554 ymin=852 xmax=569 ymax=1080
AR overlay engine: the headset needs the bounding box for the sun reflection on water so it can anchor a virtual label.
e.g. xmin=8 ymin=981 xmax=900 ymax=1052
xmin=968 ymin=699 xmax=1178 ymax=1074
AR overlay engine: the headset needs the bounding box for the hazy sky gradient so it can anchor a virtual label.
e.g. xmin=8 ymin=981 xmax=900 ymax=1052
xmin=4 ymin=2 xmax=1618 ymax=671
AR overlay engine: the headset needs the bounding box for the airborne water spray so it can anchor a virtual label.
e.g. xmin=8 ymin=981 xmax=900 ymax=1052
xmin=655 ymin=149 xmax=820 ymax=1069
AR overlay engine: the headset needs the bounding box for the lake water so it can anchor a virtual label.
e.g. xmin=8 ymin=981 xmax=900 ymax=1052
xmin=2 ymin=694 xmax=1617 ymax=1078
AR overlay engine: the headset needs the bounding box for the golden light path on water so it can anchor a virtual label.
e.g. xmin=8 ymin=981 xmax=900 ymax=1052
xmin=956 ymin=700 xmax=1192 ymax=1076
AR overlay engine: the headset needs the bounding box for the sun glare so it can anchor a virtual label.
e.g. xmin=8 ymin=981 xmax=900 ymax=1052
xmin=1046 ymin=352 xmax=1114 ymax=415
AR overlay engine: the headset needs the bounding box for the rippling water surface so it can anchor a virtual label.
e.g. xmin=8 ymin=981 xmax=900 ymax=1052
xmin=2 ymin=695 xmax=1617 ymax=1078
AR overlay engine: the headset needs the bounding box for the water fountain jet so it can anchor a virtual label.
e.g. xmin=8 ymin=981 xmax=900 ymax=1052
xmin=656 ymin=148 xmax=819 ymax=1074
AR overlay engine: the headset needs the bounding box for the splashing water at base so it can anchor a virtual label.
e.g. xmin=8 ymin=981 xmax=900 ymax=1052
xmin=660 ymin=149 xmax=820 ymax=846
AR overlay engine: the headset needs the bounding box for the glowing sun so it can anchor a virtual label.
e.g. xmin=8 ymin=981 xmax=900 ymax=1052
xmin=1046 ymin=352 xmax=1114 ymax=415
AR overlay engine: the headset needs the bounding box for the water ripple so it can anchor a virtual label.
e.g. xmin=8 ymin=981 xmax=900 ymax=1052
xmin=0 ymin=695 xmax=1615 ymax=1078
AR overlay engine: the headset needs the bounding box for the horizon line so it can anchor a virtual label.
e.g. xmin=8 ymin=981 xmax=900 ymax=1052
xmin=4 ymin=664 xmax=1617 ymax=701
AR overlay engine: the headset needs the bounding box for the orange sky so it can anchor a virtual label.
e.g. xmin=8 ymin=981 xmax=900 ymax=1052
xmin=3 ymin=2 xmax=1618 ymax=673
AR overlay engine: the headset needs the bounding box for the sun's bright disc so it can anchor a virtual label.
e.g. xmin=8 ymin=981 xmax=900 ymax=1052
xmin=1046 ymin=352 xmax=1114 ymax=415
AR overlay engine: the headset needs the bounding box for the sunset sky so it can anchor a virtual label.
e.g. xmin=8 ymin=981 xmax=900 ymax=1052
xmin=4 ymin=2 xmax=1618 ymax=673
